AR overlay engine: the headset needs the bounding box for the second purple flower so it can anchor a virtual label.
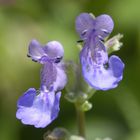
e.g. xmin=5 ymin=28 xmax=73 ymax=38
xmin=75 ymin=13 xmax=124 ymax=90
xmin=16 ymin=40 xmax=67 ymax=128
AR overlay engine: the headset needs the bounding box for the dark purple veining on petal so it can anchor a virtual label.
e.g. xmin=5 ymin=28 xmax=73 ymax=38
xmin=40 ymin=62 xmax=57 ymax=91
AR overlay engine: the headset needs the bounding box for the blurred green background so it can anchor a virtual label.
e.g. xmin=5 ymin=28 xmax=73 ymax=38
xmin=0 ymin=0 xmax=140 ymax=140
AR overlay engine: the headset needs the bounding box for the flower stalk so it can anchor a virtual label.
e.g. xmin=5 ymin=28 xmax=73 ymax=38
xmin=75 ymin=102 xmax=86 ymax=138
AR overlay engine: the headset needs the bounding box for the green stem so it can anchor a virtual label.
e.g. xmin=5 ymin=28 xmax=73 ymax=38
xmin=75 ymin=103 xmax=86 ymax=138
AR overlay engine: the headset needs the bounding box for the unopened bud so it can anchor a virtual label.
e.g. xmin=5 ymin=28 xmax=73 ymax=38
xmin=105 ymin=34 xmax=123 ymax=54
xmin=81 ymin=100 xmax=92 ymax=112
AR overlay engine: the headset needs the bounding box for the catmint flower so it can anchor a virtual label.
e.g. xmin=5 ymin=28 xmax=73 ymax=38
xmin=16 ymin=40 xmax=67 ymax=128
xmin=76 ymin=13 xmax=124 ymax=90
xmin=16 ymin=88 xmax=61 ymax=128
xmin=28 ymin=39 xmax=67 ymax=92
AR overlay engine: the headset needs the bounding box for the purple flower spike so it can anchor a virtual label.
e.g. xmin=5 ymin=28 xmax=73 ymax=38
xmin=16 ymin=88 xmax=61 ymax=128
xmin=28 ymin=40 xmax=64 ymax=64
xmin=75 ymin=13 xmax=114 ymax=40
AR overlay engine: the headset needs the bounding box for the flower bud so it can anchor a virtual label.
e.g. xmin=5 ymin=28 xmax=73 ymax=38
xmin=105 ymin=34 xmax=123 ymax=54
xmin=81 ymin=100 xmax=92 ymax=112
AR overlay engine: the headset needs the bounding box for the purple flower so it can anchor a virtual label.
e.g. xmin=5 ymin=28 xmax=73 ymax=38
xmin=16 ymin=40 xmax=67 ymax=128
xmin=76 ymin=13 xmax=124 ymax=90
xmin=28 ymin=39 xmax=67 ymax=92
xmin=16 ymin=88 xmax=61 ymax=128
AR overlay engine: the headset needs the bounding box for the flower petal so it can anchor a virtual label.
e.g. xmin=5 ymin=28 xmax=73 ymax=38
xmin=17 ymin=88 xmax=36 ymax=107
xmin=51 ymin=92 xmax=61 ymax=120
xmin=16 ymin=91 xmax=61 ymax=128
xmin=109 ymin=55 xmax=124 ymax=78
xmin=34 ymin=91 xmax=61 ymax=128
xmin=95 ymin=14 xmax=114 ymax=38
xmin=75 ymin=13 xmax=95 ymax=39
xmin=28 ymin=39 xmax=46 ymax=61
xmin=43 ymin=41 xmax=64 ymax=62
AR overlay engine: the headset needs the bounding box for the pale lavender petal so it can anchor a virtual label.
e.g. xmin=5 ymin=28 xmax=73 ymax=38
xmin=28 ymin=39 xmax=46 ymax=61
xmin=95 ymin=14 xmax=114 ymax=38
xmin=75 ymin=13 xmax=95 ymax=39
xmin=43 ymin=41 xmax=64 ymax=62
xmin=16 ymin=91 xmax=61 ymax=128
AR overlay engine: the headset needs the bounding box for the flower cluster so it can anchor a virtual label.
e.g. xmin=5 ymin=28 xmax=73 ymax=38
xmin=16 ymin=40 xmax=67 ymax=128
xmin=75 ymin=13 xmax=124 ymax=90
xmin=16 ymin=12 xmax=125 ymax=130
